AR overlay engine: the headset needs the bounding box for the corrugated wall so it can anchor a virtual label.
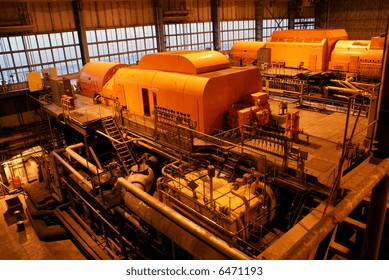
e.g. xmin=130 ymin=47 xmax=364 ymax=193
xmin=31 ymin=1 xmax=75 ymax=32
xmin=81 ymin=0 xmax=155 ymax=28
xmin=326 ymin=0 xmax=389 ymax=39
xmin=1 ymin=0 xmax=388 ymax=39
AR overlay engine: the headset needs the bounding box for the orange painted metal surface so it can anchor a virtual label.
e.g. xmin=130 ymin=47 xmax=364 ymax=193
xmin=265 ymin=29 xmax=348 ymax=71
xmin=229 ymin=41 xmax=266 ymax=65
xmin=101 ymin=65 xmax=261 ymax=134
xmin=78 ymin=61 xmax=127 ymax=97
xmin=78 ymin=50 xmax=262 ymax=134
xmin=329 ymin=38 xmax=384 ymax=76
xmin=138 ymin=50 xmax=231 ymax=74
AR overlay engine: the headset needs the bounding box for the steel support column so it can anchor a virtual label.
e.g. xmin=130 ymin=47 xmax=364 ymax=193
xmin=153 ymin=0 xmax=166 ymax=52
xmin=278 ymin=158 xmax=389 ymax=260
xmin=361 ymin=175 xmax=389 ymax=259
xmin=288 ymin=0 xmax=299 ymax=30
xmin=254 ymin=0 xmax=264 ymax=41
xmin=211 ymin=0 xmax=220 ymax=51
xmin=72 ymin=0 xmax=89 ymax=64
xmin=373 ymin=16 xmax=389 ymax=159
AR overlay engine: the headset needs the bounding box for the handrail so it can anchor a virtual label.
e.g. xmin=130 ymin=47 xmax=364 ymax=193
xmin=277 ymin=157 xmax=389 ymax=260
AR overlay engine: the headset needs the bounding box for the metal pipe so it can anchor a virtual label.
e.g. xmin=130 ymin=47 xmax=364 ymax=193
xmin=118 ymin=177 xmax=251 ymax=260
xmin=52 ymin=150 xmax=93 ymax=192
xmin=89 ymin=146 xmax=104 ymax=171
xmin=49 ymin=148 xmax=66 ymax=202
xmin=361 ymin=175 xmax=389 ymax=259
xmin=278 ymin=157 xmax=389 ymax=260
xmin=325 ymin=86 xmax=360 ymax=95
xmin=65 ymin=143 xmax=104 ymax=175
xmin=231 ymin=189 xmax=249 ymax=239
xmin=115 ymin=206 xmax=146 ymax=233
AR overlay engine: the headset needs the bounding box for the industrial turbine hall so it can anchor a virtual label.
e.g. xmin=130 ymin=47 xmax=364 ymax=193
xmin=0 ymin=0 xmax=388 ymax=260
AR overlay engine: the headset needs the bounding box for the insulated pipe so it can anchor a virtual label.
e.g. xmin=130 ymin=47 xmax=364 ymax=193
xmin=118 ymin=177 xmax=251 ymax=260
xmin=52 ymin=150 xmax=93 ymax=193
xmin=325 ymin=86 xmax=360 ymax=95
xmin=65 ymin=143 xmax=104 ymax=175
xmin=49 ymin=148 xmax=66 ymax=202
xmin=278 ymin=157 xmax=389 ymax=260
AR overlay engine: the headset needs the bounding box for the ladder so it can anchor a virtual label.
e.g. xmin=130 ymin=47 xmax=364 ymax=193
xmin=101 ymin=117 xmax=137 ymax=176
xmin=324 ymin=215 xmax=366 ymax=260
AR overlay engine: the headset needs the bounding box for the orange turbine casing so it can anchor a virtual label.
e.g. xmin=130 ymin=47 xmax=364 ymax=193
xmin=78 ymin=61 xmax=127 ymax=97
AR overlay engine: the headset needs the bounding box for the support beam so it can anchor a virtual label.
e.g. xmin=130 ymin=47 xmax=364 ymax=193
xmin=288 ymin=0 xmax=299 ymax=30
xmin=255 ymin=0 xmax=264 ymax=41
xmin=153 ymin=0 xmax=166 ymax=52
xmin=211 ymin=0 xmax=220 ymax=51
xmin=372 ymin=17 xmax=389 ymax=158
xmin=361 ymin=175 xmax=389 ymax=259
xmin=72 ymin=0 xmax=89 ymax=64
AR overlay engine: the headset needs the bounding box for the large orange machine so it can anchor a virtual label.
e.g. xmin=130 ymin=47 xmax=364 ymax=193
xmin=78 ymin=61 xmax=126 ymax=97
xmin=78 ymin=50 xmax=263 ymax=134
xmin=229 ymin=29 xmax=384 ymax=77
xmin=328 ymin=36 xmax=385 ymax=76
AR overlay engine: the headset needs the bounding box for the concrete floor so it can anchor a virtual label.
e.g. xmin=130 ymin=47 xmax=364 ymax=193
xmin=268 ymin=99 xmax=370 ymax=187
xmin=0 ymin=193 xmax=86 ymax=260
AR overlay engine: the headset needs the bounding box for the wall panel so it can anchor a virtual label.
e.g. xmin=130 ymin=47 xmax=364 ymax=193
xmin=327 ymin=0 xmax=389 ymax=39
xmin=31 ymin=1 xmax=75 ymax=33
xmin=186 ymin=0 xmax=211 ymax=22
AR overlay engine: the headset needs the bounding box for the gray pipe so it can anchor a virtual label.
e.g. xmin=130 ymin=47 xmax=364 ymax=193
xmin=52 ymin=150 xmax=93 ymax=193
xmin=117 ymin=177 xmax=251 ymax=260
xmin=49 ymin=148 xmax=66 ymax=202
xmin=66 ymin=143 xmax=104 ymax=175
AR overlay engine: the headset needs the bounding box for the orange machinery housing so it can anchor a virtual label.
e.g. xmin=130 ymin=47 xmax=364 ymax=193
xmin=264 ymin=29 xmax=348 ymax=71
xmin=328 ymin=36 xmax=385 ymax=77
xmin=78 ymin=61 xmax=127 ymax=97
xmin=78 ymin=50 xmax=263 ymax=134
xmin=229 ymin=41 xmax=266 ymax=66
xmin=229 ymin=29 xmax=385 ymax=77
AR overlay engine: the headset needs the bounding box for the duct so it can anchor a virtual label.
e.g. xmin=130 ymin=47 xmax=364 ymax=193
xmin=51 ymin=150 xmax=93 ymax=193
xmin=117 ymin=177 xmax=251 ymax=260
xmin=65 ymin=143 xmax=104 ymax=175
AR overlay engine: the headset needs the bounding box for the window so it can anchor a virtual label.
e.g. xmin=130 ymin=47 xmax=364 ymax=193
xmin=220 ymin=20 xmax=255 ymax=51
xmin=86 ymin=25 xmax=157 ymax=64
xmin=294 ymin=18 xmax=315 ymax=30
xmin=263 ymin=19 xmax=289 ymax=41
xmin=0 ymin=31 xmax=82 ymax=83
xmin=164 ymin=22 xmax=213 ymax=51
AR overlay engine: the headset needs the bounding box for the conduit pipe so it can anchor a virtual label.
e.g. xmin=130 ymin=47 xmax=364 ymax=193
xmin=117 ymin=177 xmax=251 ymax=260
xmin=66 ymin=143 xmax=104 ymax=175
xmin=278 ymin=157 xmax=389 ymax=260
xmin=52 ymin=150 xmax=93 ymax=193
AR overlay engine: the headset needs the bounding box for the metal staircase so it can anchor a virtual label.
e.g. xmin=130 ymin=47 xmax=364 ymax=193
xmin=324 ymin=215 xmax=366 ymax=260
xmin=101 ymin=117 xmax=137 ymax=176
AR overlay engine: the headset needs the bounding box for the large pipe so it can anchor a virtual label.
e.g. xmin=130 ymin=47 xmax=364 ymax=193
xmin=52 ymin=150 xmax=93 ymax=193
xmin=117 ymin=177 xmax=251 ymax=260
xmin=49 ymin=148 xmax=66 ymax=202
xmin=65 ymin=143 xmax=104 ymax=175
xmin=278 ymin=157 xmax=389 ymax=260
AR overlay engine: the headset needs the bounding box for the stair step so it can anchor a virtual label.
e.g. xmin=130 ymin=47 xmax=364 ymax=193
xmin=329 ymin=241 xmax=350 ymax=258
xmin=342 ymin=217 xmax=366 ymax=233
